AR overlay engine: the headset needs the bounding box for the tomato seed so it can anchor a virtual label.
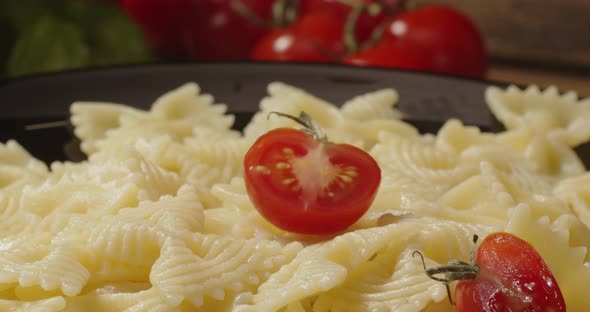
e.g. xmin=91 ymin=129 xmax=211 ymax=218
xmin=254 ymin=165 xmax=271 ymax=175
xmin=275 ymin=162 xmax=291 ymax=169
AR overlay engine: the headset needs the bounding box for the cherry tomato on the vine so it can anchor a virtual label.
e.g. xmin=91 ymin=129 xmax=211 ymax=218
xmin=250 ymin=11 xmax=346 ymax=62
xmin=378 ymin=4 xmax=487 ymax=78
xmin=186 ymin=0 xmax=275 ymax=60
xmin=243 ymin=115 xmax=381 ymax=235
xmin=299 ymin=0 xmax=399 ymax=45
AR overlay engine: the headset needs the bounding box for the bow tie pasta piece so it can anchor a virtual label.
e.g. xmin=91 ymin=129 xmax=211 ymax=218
xmin=150 ymin=235 xmax=302 ymax=309
xmin=505 ymin=204 xmax=590 ymax=310
xmin=0 ymin=297 xmax=66 ymax=312
xmin=150 ymin=82 xmax=234 ymax=131
xmin=243 ymin=82 xmax=343 ymax=143
xmin=486 ymin=85 xmax=590 ymax=147
xmin=0 ymin=141 xmax=48 ymax=192
xmin=340 ymin=88 xmax=402 ymax=121
xmin=72 ymin=82 xmax=234 ymax=158
xmin=369 ymin=131 xmax=478 ymax=215
xmin=554 ymin=173 xmax=590 ymax=229
xmin=523 ymin=133 xmax=586 ymax=177
xmin=70 ymin=102 xmax=148 ymax=156
xmin=64 ymin=287 xmax=173 ymax=311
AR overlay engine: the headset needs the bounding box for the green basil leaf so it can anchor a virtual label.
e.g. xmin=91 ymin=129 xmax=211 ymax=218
xmin=0 ymin=17 xmax=17 ymax=77
xmin=7 ymin=15 xmax=89 ymax=77
xmin=84 ymin=5 xmax=154 ymax=66
xmin=0 ymin=0 xmax=53 ymax=32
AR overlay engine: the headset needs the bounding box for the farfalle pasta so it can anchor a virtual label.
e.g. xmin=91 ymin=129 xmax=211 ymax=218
xmin=0 ymin=81 xmax=588 ymax=311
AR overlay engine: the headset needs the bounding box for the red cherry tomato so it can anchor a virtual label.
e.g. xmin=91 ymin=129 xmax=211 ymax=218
xmin=243 ymin=127 xmax=381 ymax=234
xmin=379 ymin=4 xmax=487 ymax=78
xmin=120 ymin=0 xmax=192 ymax=56
xmin=250 ymin=28 xmax=332 ymax=62
xmin=342 ymin=42 xmax=432 ymax=72
xmin=186 ymin=0 xmax=275 ymax=60
xmin=455 ymin=232 xmax=566 ymax=311
xmin=250 ymin=11 xmax=346 ymax=62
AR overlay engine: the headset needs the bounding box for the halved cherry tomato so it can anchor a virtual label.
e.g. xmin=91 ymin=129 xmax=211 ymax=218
xmin=455 ymin=233 xmax=566 ymax=311
xmin=243 ymin=123 xmax=381 ymax=234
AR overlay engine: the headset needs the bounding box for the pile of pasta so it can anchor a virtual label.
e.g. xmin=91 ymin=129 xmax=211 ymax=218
xmin=1 ymin=82 xmax=589 ymax=311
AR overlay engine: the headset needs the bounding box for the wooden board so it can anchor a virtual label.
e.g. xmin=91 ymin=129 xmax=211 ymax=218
xmin=488 ymin=64 xmax=590 ymax=96
xmin=409 ymin=0 xmax=590 ymax=70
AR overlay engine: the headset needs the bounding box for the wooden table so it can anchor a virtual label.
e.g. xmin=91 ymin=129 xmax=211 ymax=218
xmin=410 ymin=0 xmax=590 ymax=96
xmin=488 ymin=64 xmax=590 ymax=97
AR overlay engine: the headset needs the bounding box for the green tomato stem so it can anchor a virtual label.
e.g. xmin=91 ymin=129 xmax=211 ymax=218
xmin=271 ymin=0 xmax=300 ymax=28
xmin=230 ymin=0 xmax=273 ymax=28
xmin=412 ymin=234 xmax=480 ymax=306
xmin=268 ymin=111 xmax=329 ymax=143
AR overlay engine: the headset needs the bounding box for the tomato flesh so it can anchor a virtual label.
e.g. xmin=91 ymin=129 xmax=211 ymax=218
xmin=244 ymin=128 xmax=381 ymax=234
xmin=455 ymin=233 xmax=566 ymax=312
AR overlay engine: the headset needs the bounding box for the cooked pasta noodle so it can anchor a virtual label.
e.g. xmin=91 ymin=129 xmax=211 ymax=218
xmin=0 ymin=82 xmax=588 ymax=311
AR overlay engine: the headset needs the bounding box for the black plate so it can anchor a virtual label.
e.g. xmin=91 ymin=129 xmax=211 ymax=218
xmin=0 ymin=62 xmax=498 ymax=163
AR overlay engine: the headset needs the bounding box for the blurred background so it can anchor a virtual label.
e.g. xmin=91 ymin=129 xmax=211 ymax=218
xmin=0 ymin=0 xmax=588 ymax=95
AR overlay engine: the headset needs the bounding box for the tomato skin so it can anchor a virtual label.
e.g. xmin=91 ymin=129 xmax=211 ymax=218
xmin=243 ymin=128 xmax=381 ymax=234
xmin=342 ymin=42 xmax=432 ymax=72
xmin=379 ymin=4 xmax=487 ymax=78
xmin=121 ymin=0 xmax=192 ymax=56
xmin=186 ymin=0 xmax=275 ymax=60
xmin=455 ymin=232 xmax=566 ymax=312
xmin=250 ymin=11 xmax=346 ymax=62
xmin=250 ymin=29 xmax=332 ymax=62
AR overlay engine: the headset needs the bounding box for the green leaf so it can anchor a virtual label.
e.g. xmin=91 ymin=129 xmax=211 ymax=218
xmin=84 ymin=5 xmax=154 ymax=66
xmin=44 ymin=1 xmax=154 ymax=66
xmin=7 ymin=15 xmax=89 ymax=77
xmin=0 ymin=17 xmax=17 ymax=77
xmin=0 ymin=0 xmax=53 ymax=32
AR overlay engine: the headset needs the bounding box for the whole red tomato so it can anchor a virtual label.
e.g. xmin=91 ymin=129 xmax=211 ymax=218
xmin=121 ymin=0 xmax=192 ymax=56
xmin=378 ymin=4 xmax=487 ymax=78
xmin=250 ymin=11 xmax=346 ymax=62
xmin=417 ymin=233 xmax=566 ymax=311
xmin=454 ymin=233 xmax=566 ymax=311
xmin=243 ymin=114 xmax=381 ymax=234
xmin=186 ymin=0 xmax=275 ymax=60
